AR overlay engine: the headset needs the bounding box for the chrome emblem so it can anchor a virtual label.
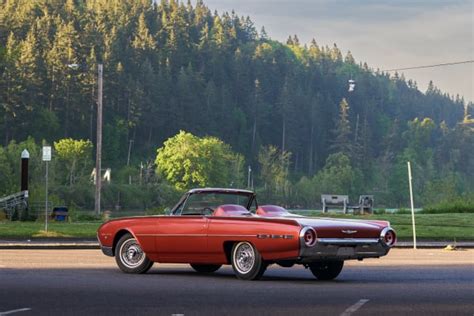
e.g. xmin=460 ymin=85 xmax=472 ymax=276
xmin=341 ymin=230 xmax=357 ymax=234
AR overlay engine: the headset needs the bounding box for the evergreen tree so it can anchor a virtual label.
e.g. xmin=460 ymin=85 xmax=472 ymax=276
xmin=330 ymin=98 xmax=352 ymax=156
xmin=0 ymin=0 xmax=470 ymax=207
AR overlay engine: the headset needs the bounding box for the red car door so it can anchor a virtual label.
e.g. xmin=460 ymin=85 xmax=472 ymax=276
xmin=154 ymin=216 xmax=209 ymax=263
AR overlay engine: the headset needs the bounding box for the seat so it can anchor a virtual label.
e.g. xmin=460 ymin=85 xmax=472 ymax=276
xmin=213 ymin=204 xmax=251 ymax=217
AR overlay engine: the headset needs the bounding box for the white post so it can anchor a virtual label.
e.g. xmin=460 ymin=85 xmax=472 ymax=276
xmin=407 ymin=161 xmax=417 ymax=249
xmin=45 ymin=161 xmax=49 ymax=232
xmin=42 ymin=146 xmax=52 ymax=232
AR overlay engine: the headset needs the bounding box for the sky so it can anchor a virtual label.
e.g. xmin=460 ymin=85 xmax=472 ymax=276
xmin=205 ymin=0 xmax=474 ymax=103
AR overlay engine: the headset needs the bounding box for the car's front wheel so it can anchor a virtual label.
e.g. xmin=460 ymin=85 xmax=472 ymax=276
xmin=115 ymin=233 xmax=153 ymax=274
xmin=190 ymin=264 xmax=222 ymax=273
xmin=309 ymin=260 xmax=344 ymax=280
xmin=231 ymin=241 xmax=266 ymax=280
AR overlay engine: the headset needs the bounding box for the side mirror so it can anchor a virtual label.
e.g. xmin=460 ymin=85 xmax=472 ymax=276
xmin=164 ymin=209 xmax=172 ymax=216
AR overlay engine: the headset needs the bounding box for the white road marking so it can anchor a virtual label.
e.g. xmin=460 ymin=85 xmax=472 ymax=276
xmin=0 ymin=308 xmax=32 ymax=315
xmin=340 ymin=299 xmax=369 ymax=316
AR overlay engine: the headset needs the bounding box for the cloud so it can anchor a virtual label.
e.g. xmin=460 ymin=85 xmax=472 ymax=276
xmin=204 ymin=0 xmax=473 ymax=102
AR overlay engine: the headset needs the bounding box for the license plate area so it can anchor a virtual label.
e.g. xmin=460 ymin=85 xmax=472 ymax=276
xmin=337 ymin=247 xmax=355 ymax=256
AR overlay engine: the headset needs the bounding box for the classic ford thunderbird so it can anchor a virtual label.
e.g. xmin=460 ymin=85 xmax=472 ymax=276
xmin=97 ymin=188 xmax=396 ymax=280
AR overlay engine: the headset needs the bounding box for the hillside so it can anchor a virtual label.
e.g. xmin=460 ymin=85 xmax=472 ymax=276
xmin=0 ymin=0 xmax=473 ymax=209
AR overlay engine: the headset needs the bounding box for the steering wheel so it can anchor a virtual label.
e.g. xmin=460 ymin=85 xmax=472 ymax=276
xmin=202 ymin=207 xmax=214 ymax=216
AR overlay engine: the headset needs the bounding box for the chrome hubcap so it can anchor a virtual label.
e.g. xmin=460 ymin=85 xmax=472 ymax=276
xmin=120 ymin=238 xmax=145 ymax=268
xmin=234 ymin=243 xmax=255 ymax=274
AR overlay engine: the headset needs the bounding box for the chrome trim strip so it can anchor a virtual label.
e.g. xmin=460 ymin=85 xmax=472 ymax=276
xmin=209 ymin=234 xmax=256 ymax=237
xmin=257 ymin=234 xmax=294 ymax=239
xmin=317 ymin=238 xmax=380 ymax=245
xmin=136 ymin=234 xmax=207 ymax=237
xmin=135 ymin=234 xmax=257 ymax=238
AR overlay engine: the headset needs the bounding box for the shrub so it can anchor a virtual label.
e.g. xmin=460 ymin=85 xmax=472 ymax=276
xmin=395 ymin=208 xmax=411 ymax=214
xmin=421 ymin=195 xmax=474 ymax=213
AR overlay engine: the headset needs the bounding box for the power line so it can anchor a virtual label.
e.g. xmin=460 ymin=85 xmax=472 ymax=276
xmin=381 ymin=60 xmax=474 ymax=72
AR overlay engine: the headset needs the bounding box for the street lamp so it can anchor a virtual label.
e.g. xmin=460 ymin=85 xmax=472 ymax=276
xmin=348 ymin=79 xmax=356 ymax=92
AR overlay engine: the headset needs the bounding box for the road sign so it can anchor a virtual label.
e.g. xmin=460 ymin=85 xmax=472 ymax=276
xmin=42 ymin=146 xmax=51 ymax=161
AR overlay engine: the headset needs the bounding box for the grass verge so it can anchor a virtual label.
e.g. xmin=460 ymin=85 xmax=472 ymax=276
xmin=0 ymin=221 xmax=101 ymax=238
xmin=0 ymin=213 xmax=472 ymax=240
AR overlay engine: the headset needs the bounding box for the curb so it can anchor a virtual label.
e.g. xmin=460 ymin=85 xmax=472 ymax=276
xmin=0 ymin=243 xmax=99 ymax=249
xmin=1 ymin=241 xmax=473 ymax=250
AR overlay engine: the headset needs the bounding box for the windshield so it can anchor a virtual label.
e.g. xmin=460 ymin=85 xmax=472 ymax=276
xmin=180 ymin=192 xmax=253 ymax=215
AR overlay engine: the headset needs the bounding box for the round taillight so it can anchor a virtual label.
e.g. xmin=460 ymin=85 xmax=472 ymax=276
xmin=300 ymin=227 xmax=317 ymax=247
xmin=380 ymin=227 xmax=396 ymax=247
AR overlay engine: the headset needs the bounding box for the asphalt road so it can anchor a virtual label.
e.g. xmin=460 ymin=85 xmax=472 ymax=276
xmin=0 ymin=249 xmax=473 ymax=316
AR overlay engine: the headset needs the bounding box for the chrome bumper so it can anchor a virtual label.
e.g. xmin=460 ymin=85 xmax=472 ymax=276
xmin=298 ymin=238 xmax=391 ymax=262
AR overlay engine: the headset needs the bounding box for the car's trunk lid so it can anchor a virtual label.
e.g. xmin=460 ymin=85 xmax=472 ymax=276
xmin=292 ymin=217 xmax=385 ymax=238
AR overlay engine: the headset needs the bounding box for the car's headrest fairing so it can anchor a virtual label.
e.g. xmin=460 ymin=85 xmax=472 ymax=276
xmin=256 ymin=205 xmax=290 ymax=217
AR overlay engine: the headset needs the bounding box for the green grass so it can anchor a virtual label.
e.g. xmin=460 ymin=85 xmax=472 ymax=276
xmin=0 ymin=221 xmax=102 ymax=238
xmin=0 ymin=213 xmax=472 ymax=240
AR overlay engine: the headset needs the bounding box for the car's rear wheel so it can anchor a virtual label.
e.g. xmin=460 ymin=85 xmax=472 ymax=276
xmin=309 ymin=260 xmax=344 ymax=280
xmin=115 ymin=233 xmax=153 ymax=274
xmin=231 ymin=241 xmax=266 ymax=280
xmin=190 ymin=264 xmax=222 ymax=273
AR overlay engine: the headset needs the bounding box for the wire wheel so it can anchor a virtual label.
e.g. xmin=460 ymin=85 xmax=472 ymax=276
xmin=119 ymin=238 xmax=146 ymax=269
xmin=114 ymin=233 xmax=153 ymax=274
xmin=231 ymin=241 xmax=266 ymax=280
xmin=234 ymin=242 xmax=256 ymax=274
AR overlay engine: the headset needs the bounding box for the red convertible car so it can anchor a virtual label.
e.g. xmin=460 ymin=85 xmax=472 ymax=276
xmin=97 ymin=188 xmax=396 ymax=280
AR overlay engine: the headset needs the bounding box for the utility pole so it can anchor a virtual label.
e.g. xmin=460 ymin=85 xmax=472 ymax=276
xmin=407 ymin=161 xmax=417 ymax=249
xmin=247 ymin=165 xmax=252 ymax=189
xmin=95 ymin=64 xmax=103 ymax=215
xmin=127 ymin=140 xmax=134 ymax=185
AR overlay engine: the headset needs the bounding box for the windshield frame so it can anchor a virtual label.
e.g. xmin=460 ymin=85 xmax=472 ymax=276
xmin=171 ymin=189 xmax=257 ymax=216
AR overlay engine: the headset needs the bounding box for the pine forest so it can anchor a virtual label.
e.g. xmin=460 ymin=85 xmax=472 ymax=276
xmin=1 ymin=0 xmax=473 ymax=213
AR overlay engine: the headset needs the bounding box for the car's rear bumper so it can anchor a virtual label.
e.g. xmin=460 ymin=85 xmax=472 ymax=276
xmin=298 ymin=238 xmax=391 ymax=262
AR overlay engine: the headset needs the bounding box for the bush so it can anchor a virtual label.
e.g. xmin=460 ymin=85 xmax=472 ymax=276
xmin=373 ymin=208 xmax=386 ymax=214
xmin=395 ymin=208 xmax=411 ymax=214
xmin=75 ymin=213 xmax=102 ymax=221
xmin=422 ymin=195 xmax=474 ymax=213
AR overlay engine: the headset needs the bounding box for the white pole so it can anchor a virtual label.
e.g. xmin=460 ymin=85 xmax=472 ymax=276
xmin=45 ymin=161 xmax=49 ymax=232
xmin=95 ymin=64 xmax=103 ymax=215
xmin=407 ymin=161 xmax=417 ymax=249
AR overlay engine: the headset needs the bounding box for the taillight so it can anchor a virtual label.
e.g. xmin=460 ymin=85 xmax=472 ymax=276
xmin=300 ymin=227 xmax=317 ymax=247
xmin=380 ymin=227 xmax=396 ymax=247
